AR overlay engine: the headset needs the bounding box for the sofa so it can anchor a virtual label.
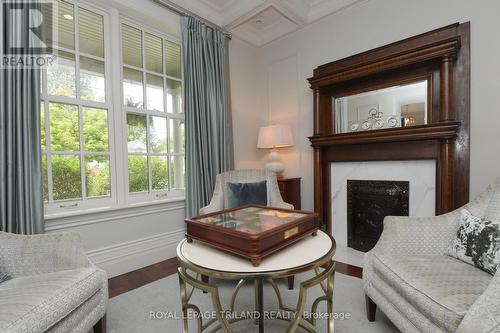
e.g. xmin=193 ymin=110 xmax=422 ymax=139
xmin=363 ymin=179 xmax=500 ymax=332
xmin=0 ymin=231 xmax=108 ymax=333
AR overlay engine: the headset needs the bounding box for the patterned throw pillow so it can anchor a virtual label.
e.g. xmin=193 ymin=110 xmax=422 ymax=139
xmin=0 ymin=272 xmax=12 ymax=283
xmin=447 ymin=209 xmax=500 ymax=275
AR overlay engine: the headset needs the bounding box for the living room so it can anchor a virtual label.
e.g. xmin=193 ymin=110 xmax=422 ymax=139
xmin=1 ymin=0 xmax=500 ymax=332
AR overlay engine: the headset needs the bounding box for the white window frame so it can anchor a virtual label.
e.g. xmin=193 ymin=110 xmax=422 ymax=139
xmin=42 ymin=2 xmax=185 ymax=219
xmin=118 ymin=17 xmax=185 ymax=205
xmin=42 ymin=0 xmax=117 ymax=215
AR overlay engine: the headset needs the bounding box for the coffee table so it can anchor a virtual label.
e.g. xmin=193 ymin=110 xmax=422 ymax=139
xmin=177 ymin=230 xmax=336 ymax=333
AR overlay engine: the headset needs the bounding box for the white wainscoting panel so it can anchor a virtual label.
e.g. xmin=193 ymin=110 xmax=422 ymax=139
xmin=87 ymin=228 xmax=185 ymax=278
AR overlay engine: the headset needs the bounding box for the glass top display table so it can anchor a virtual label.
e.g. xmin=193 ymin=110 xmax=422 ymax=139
xmin=184 ymin=205 xmax=320 ymax=267
xmin=177 ymin=229 xmax=336 ymax=333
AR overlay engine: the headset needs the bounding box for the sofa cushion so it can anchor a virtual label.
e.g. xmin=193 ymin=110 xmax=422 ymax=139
xmin=373 ymin=253 xmax=491 ymax=332
xmin=0 ymin=266 xmax=106 ymax=333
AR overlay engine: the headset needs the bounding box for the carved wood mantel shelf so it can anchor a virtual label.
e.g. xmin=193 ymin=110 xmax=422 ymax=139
xmin=307 ymin=23 xmax=470 ymax=232
xmin=309 ymin=122 xmax=460 ymax=147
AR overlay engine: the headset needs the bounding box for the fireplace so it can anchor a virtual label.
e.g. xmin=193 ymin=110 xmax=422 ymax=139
xmin=347 ymin=180 xmax=409 ymax=252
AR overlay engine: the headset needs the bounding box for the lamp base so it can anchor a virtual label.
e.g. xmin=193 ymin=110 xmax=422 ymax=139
xmin=265 ymin=150 xmax=285 ymax=179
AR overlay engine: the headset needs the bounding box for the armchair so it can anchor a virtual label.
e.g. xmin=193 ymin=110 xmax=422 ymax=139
xmin=363 ymin=179 xmax=500 ymax=332
xmin=200 ymin=169 xmax=294 ymax=215
xmin=0 ymin=231 xmax=108 ymax=333
xmin=199 ymin=169 xmax=296 ymax=289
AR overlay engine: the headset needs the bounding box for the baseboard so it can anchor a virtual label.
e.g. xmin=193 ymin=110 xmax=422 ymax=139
xmin=87 ymin=229 xmax=184 ymax=278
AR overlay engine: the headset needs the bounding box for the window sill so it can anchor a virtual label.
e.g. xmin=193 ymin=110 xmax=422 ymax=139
xmin=44 ymin=197 xmax=186 ymax=224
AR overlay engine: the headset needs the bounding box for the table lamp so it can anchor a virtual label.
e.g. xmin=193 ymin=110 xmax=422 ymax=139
xmin=257 ymin=124 xmax=294 ymax=179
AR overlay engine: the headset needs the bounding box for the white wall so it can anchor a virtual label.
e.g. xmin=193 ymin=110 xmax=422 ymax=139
xmin=231 ymin=0 xmax=500 ymax=210
xmin=229 ymin=38 xmax=268 ymax=169
xmin=45 ymin=0 xmax=185 ymax=278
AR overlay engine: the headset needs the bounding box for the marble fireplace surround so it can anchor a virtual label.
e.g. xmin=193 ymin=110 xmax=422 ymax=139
xmin=331 ymin=160 xmax=436 ymax=266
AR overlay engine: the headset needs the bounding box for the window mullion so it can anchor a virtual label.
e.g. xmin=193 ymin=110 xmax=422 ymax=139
xmin=109 ymin=8 xmax=127 ymax=205
xmin=78 ymin=104 xmax=86 ymax=201
xmin=102 ymin=7 xmax=118 ymax=206
xmin=45 ymin=100 xmax=54 ymax=204
xmin=140 ymin=29 xmax=153 ymax=194
xmin=74 ymin=5 xmax=81 ymax=101
xmin=74 ymin=5 xmax=87 ymax=202
xmin=146 ymin=116 xmax=153 ymax=194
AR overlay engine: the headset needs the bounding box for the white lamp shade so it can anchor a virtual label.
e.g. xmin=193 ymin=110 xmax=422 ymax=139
xmin=257 ymin=124 xmax=294 ymax=149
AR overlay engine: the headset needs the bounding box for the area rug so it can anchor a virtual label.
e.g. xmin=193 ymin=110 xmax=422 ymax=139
xmin=107 ymin=271 xmax=398 ymax=332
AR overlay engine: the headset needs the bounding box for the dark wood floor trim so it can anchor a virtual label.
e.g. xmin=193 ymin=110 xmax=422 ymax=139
xmin=108 ymin=258 xmax=363 ymax=298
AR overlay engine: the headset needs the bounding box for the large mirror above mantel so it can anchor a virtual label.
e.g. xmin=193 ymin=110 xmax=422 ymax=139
xmin=333 ymin=80 xmax=428 ymax=134
xmin=308 ymin=22 xmax=471 ymax=233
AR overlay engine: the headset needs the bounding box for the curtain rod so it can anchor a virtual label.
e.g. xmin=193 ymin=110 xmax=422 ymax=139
xmin=153 ymin=0 xmax=232 ymax=39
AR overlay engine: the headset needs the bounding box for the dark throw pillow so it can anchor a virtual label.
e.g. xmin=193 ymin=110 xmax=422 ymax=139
xmin=227 ymin=181 xmax=267 ymax=209
xmin=447 ymin=209 xmax=500 ymax=275
xmin=0 ymin=272 xmax=12 ymax=284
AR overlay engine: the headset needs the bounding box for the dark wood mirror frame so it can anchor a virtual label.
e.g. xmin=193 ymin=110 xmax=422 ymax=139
xmin=308 ymin=22 xmax=470 ymax=232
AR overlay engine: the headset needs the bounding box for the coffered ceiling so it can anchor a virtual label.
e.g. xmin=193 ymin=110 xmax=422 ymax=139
xmin=169 ymin=0 xmax=364 ymax=46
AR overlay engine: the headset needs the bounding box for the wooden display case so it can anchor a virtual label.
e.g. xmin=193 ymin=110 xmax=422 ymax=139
xmin=185 ymin=205 xmax=318 ymax=266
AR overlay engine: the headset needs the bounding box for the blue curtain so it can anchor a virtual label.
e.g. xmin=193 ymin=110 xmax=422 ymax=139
xmin=0 ymin=2 xmax=44 ymax=234
xmin=181 ymin=16 xmax=234 ymax=217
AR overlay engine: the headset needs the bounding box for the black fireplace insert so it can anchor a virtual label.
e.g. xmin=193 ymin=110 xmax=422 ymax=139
xmin=347 ymin=180 xmax=409 ymax=252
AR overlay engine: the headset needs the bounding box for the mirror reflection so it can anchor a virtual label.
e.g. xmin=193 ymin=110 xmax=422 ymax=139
xmin=333 ymin=80 xmax=428 ymax=134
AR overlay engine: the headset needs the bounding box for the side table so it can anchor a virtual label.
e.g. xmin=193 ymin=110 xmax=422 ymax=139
xmin=278 ymin=177 xmax=301 ymax=210
xmin=177 ymin=231 xmax=336 ymax=333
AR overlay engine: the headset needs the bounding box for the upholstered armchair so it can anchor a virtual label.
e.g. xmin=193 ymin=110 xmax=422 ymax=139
xmin=363 ymin=179 xmax=500 ymax=333
xmin=0 ymin=231 xmax=108 ymax=333
xmin=200 ymin=169 xmax=294 ymax=215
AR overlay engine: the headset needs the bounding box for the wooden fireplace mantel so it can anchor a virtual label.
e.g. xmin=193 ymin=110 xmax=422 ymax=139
xmin=309 ymin=121 xmax=460 ymax=147
xmin=307 ymin=23 xmax=470 ymax=233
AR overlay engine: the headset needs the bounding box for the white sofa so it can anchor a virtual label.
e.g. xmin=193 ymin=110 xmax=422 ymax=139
xmin=363 ymin=179 xmax=500 ymax=332
xmin=0 ymin=231 xmax=108 ymax=333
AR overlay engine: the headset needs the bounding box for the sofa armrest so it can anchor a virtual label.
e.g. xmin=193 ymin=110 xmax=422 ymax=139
xmin=199 ymin=175 xmax=224 ymax=216
xmin=199 ymin=201 xmax=222 ymax=215
xmin=371 ymin=211 xmax=461 ymax=256
xmin=371 ymin=182 xmax=496 ymax=257
xmin=456 ymin=270 xmax=500 ymax=333
xmin=271 ymin=201 xmax=294 ymax=210
xmin=0 ymin=231 xmax=91 ymax=277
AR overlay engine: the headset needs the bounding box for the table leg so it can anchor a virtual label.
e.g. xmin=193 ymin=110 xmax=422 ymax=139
xmin=286 ymin=261 xmax=335 ymax=333
xmin=178 ymin=272 xmax=189 ymax=333
xmin=177 ymin=268 xmax=234 ymax=333
xmin=202 ymin=274 xmax=209 ymax=293
xmin=287 ymin=275 xmax=295 ymax=290
xmin=256 ymin=278 xmax=264 ymax=333
xmin=327 ymin=269 xmax=335 ymax=333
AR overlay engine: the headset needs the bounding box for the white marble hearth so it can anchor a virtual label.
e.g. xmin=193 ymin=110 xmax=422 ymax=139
xmin=330 ymin=160 xmax=436 ymax=267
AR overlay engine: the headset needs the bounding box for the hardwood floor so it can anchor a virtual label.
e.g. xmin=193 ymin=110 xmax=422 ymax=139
xmin=335 ymin=261 xmax=363 ymax=279
xmin=108 ymin=258 xmax=179 ymax=298
xmin=108 ymin=258 xmax=362 ymax=298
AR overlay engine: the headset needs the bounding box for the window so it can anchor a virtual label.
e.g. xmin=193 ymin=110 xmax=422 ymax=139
xmin=121 ymin=22 xmax=185 ymax=200
xmin=41 ymin=1 xmax=184 ymax=216
xmin=41 ymin=0 xmax=113 ymax=212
